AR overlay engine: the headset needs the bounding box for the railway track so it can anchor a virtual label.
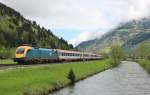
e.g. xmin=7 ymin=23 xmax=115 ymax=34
xmin=0 ymin=63 xmax=58 ymax=70
xmin=0 ymin=60 xmax=99 ymax=70
xmin=0 ymin=64 xmax=27 ymax=69
xmin=0 ymin=61 xmax=81 ymax=70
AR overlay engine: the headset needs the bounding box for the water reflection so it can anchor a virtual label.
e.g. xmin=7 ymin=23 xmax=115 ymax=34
xmin=49 ymin=61 xmax=150 ymax=95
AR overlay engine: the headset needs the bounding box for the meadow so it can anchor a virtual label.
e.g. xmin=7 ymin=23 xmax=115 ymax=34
xmin=0 ymin=59 xmax=113 ymax=95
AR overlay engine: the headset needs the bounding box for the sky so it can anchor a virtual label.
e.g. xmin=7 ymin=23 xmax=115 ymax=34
xmin=1 ymin=0 xmax=150 ymax=46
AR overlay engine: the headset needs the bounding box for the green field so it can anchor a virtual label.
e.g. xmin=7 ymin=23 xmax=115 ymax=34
xmin=0 ymin=59 xmax=112 ymax=95
xmin=0 ymin=59 xmax=16 ymax=64
xmin=138 ymin=59 xmax=150 ymax=73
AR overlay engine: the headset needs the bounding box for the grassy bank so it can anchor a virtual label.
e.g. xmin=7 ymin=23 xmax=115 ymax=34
xmin=138 ymin=59 xmax=150 ymax=73
xmin=0 ymin=59 xmax=112 ymax=95
xmin=0 ymin=59 xmax=16 ymax=64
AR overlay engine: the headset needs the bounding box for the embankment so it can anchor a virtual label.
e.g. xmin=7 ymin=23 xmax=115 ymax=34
xmin=0 ymin=59 xmax=113 ymax=95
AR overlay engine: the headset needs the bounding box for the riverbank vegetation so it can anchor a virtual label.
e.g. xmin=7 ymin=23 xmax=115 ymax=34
xmin=135 ymin=42 xmax=150 ymax=73
xmin=0 ymin=59 xmax=113 ymax=95
xmin=138 ymin=59 xmax=150 ymax=73
xmin=110 ymin=42 xmax=124 ymax=66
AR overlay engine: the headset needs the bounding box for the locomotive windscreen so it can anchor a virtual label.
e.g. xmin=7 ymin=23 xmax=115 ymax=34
xmin=16 ymin=48 xmax=25 ymax=54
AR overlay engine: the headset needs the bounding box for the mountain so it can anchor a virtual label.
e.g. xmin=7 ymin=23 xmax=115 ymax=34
xmin=77 ymin=39 xmax=97 ymax=50
xmin=77 ymin=18 xmax=150 ymax=54
xmin=0 ymin=2 xmax=73 ymax=50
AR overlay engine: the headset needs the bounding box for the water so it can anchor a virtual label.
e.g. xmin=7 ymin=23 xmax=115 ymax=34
xmin=49 ymin=61 xmax=150 ymax=95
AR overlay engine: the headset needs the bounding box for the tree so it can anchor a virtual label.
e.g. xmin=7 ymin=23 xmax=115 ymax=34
xmin=110 ymin=43 xmax=123 ymax=66
xmin=67 ymin=69 xmax=76 ymax=84
xmin=22 ymin=22 xmax=32 ymax=32
xmin=137 ymin=43 xmax=146 ymax=59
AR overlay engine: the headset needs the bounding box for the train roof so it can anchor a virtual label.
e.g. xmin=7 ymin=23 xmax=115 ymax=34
xmin=17 ymin=45 xmax=32 ymax=49
xmin=57 ymin=49 xmax=82 ymax=54
xmin=56 ymin=49 xmax=99 ymax=55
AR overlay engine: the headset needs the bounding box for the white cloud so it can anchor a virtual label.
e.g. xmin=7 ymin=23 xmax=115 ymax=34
xmin=1 ymin=0 xmax=150 ymax=45
xmin=1 ymin=0 xmax=150 ymax=30
xmin=69 ymin=31 xmax=105 ymax=46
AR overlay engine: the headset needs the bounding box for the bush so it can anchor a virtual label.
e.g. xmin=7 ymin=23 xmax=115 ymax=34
xmin=138 ymin=59 xmax=150 ymax=73
xmin=0 ymin=45 xmax=16 ymax=59
xmin=67 ymin=69 xmax=76 ymax=84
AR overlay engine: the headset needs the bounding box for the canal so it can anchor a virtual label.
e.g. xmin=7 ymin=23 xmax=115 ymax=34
xmin=49 ymin=61 xmax=150 ymax=95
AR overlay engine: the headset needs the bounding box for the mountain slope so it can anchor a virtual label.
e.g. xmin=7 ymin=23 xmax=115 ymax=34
xmin=77 ymin=19 xmax=150 ymax=53
xmin=0 ymin=2 xmax=73 ymax=49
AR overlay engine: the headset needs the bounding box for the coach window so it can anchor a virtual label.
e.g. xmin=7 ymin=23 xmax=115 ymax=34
xmin=65 ymin=53 xmax=67 ymax=56
xmin=63 ymin=53 xmax=65 ymax=56
xmin=59 ymin=52 xmax=61 ymax=56
xmin=64 ymin=53 xmax=66 ymax=56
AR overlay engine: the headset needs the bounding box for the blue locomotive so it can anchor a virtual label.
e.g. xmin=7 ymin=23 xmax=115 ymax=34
xmin=14 ymin=45 xmax=102 ymax=64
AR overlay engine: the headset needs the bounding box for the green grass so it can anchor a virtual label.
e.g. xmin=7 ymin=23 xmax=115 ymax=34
xmin=138 ymin=59 xmax=150 ymax=73
xmin=0 ymin=59 xmax=16 ymax=64
xmin=0 ymin=59 xmax=112 ymax=95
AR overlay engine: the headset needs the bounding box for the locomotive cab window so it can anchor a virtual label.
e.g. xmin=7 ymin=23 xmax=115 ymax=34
xmin=16 ymin=48 xmax=25 ymax=54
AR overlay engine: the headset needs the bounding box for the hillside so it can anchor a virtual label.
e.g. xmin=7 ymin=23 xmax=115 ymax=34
xmin=77 ymin=18 xmax=150 ymax=53
xmin=0 ymin=2 xmax=74 ymax=58
xmin=0 ymin=2 xmax=73 ymax=49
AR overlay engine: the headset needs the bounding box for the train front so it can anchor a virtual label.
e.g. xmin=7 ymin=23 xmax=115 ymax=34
xmin=14 ymin=46 xmax=31 ymax=63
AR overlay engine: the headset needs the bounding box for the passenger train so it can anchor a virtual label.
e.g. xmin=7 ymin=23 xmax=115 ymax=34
xmin=14 ymin=45 xmax=102 ymax=64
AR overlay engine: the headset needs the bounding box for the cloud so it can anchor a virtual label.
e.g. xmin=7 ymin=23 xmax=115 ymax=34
xmin=69 ymin=31 xmax=105 ymax=46
xmin=2 ymin=0 xmax=150 ymax=30
xmin=1 ymin=0 xmax=150 ymax=45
